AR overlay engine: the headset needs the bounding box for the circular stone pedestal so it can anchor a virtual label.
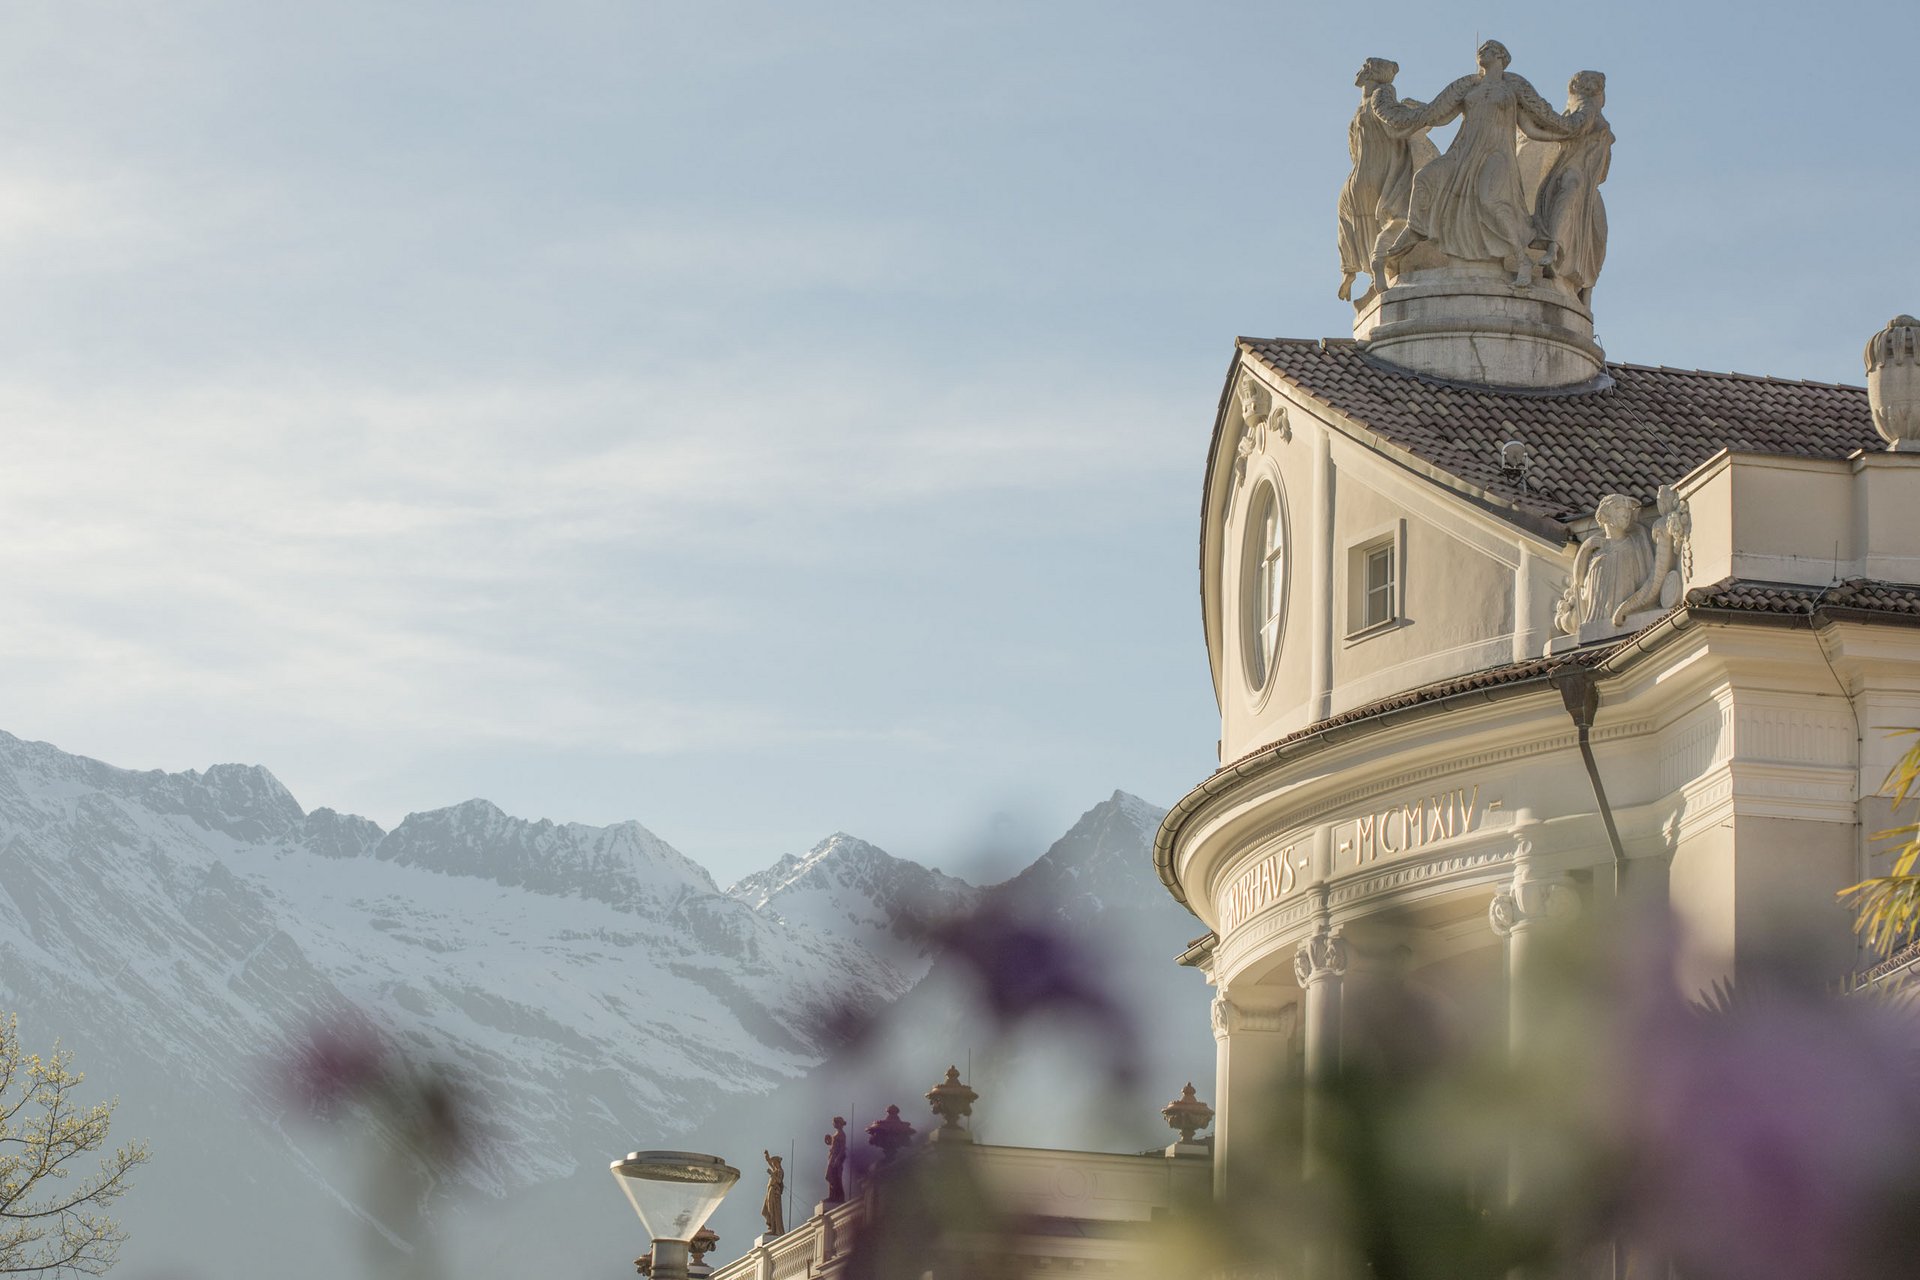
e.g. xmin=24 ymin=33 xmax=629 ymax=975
xmin=1354 ymin=267 xmax=1604 ymax=389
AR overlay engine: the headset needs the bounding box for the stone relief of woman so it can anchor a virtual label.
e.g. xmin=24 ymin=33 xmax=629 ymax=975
xmin=1373 ymin=40 xmax=1573 ymax=287
xmin=1555 ymin=493 xmax=1653 ymax=635
xmin=1530 ymin=70 xmax=1612 ymax=304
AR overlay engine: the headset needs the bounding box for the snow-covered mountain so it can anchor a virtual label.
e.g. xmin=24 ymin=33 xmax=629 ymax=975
xmin=0 ymin=730 xmax=1204 ymax=1277
xmin=727 ymin=832 xmax=979 ymax=962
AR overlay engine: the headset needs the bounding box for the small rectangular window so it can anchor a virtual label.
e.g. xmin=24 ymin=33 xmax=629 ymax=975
xmin=1364 ymin=544 xmax=1395 ymax=628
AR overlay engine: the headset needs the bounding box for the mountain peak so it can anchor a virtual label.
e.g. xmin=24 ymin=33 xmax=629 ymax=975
xmin=727 ymin=832 xmax=978 ymax=965
xmin=1002 ymin=791 xmax=1169 ymax=922
xmin=374 ymin=801 xmax=715 ymax=907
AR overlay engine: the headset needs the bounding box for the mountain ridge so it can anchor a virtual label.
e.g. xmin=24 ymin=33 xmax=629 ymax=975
xmin=0 ymin=728 xmax=1195 ymax=1278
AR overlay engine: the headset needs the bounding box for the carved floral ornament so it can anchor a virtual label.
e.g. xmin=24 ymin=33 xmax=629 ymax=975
xmin=1292 ymin=925 xmax=1349 ymax=987
xmin=1229 ymin=373 xmax=1291 ymax=494
xmin=1548 ymin=483 xmax=1692 ymax=652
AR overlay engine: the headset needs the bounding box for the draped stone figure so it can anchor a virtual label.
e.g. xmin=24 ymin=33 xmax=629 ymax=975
xmin=1613 ymin=485 xmax=1690 ymax=623
xmin=823 ymin=1116 xmax=848 ymax=1204
xmin=760 ymin=1151 xmax=785 ymax=1237
xmin=1528 ymin=71 xmax=1612 ymax=304
xmin=1373 ymin=40 xmax=1573 ymax=287
xmin=1555 ymin=494 xmax=1653 ymax=636
xmin=1336 ymin=58 xmax=1437 ymax=302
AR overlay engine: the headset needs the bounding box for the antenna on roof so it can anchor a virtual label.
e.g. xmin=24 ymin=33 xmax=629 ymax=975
xmin=1499 ymin=440 xmax=1533 ymax=494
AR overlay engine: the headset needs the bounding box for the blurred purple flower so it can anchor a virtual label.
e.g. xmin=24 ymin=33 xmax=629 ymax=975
xmin=926 ymin=896 xmax=1141 ymax=1088
xmin=1611 ymin=929 xmax=1920 ymax=1279
xmin=285 ymin=1019 xmax=389 ymax=1113
xmin=280 ymin=1015 xmax=478 ymax=1170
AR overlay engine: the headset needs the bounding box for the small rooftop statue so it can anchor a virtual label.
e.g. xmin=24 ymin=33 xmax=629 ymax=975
xmin=823 ymin=1116 xmax=848 ymax=1204
xmin=760 ymin=1150 xmax=785 ymax=1237
xmin=925 ymin=1066 xmax=978 ymax=1144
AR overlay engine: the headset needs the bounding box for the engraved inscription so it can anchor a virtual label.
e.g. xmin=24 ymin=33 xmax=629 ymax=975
xmin=1217 ymin=844 xmax=1307 ymax=933
xmin=1351 ymin=785 xmax=1482 ymax=865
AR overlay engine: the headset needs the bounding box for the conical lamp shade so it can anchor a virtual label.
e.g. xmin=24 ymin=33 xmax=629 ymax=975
xmin=611 ymin=1151 xmax=739 ymax=1243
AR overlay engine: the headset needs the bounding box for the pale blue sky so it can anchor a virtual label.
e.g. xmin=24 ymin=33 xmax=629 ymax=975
xmin=1 ymin=1 xmax=1911 ymax=882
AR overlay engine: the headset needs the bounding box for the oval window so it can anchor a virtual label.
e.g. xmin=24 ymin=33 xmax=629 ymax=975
xmin=1240 ymin=480 xmax=1288 ymax=693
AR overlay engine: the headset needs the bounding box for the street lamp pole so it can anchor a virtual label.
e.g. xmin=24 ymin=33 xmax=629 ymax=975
xmin=610 ymin=1150 xmax=740 ymax=1280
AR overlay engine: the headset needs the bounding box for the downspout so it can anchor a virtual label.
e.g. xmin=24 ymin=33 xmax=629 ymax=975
xmin=1552 ymin=668 xmax=1628 ymax=893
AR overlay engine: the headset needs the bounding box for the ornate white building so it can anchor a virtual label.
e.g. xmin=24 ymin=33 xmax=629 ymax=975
xmin=697 ymin=41 xmax=1920 ymax=1280
xmin=1157 ymin=39 xmax=1920 ymax=1230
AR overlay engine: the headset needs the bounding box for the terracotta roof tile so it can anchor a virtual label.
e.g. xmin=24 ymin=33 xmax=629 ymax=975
xmin=1686 ymin=577 xmax=1920 ymax=619
xmin=1239 ymin=339 xmax=1880 ymax=525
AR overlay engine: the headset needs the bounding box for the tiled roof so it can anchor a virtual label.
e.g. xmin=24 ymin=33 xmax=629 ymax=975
xmin=1686 ymin=577 xmax=1920 ymax=620
xmin=1238 ymin=338 xmax=1880 ymax=525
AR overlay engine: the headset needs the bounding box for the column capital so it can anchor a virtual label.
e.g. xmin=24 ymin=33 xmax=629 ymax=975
xmin=1292 ymin=926 xmax=1348 ymax=988
xmin=1488 ymin=872 xmax=1581 ymax=938
xmin=1212 ymin=994 xmax=1297 ymax=1040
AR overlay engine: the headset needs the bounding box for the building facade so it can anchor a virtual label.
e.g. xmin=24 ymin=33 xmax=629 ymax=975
xmin=1156 ymin=41 xmax=1920 ymax=1227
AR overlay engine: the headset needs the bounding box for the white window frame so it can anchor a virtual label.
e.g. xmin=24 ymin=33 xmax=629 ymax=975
xmin=1344 ymin=519 xmax=1407 ymax=641
xmin=1239 ymin=477 xmax=1289 ymax=696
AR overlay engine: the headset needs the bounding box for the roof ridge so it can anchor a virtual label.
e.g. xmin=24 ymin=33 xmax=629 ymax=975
xmin=1597 ymin=360 xmax=1862 ymax=392
xmin=1239 ymin=338 xmax=1865 ymax=392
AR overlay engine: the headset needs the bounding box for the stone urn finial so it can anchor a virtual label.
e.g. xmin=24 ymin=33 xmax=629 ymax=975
xmin=1865 ymin=315 xmax=1920 ymax=450
xmin=1161 ymin=1082 xmax=1215 ymax=1144
xmin=925 ymin=1066 xmax=978 ymax=1144
xmin=865 ymin=1104 xmax=916 ymax=1164
xmin=687 ymin=1228 xmax=720 ymax=1278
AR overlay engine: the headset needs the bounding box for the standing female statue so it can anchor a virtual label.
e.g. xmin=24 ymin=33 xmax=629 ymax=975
xmin=1335 ymin=58 xmax=1436 ymax=302
xmin=1530 ymin=71 xmax=1612 ymax=304
xmin=760 ymin=1151 xmax=785 ymax=1237
xmin=823 ymin=1116 xmax=848 ymax=1204
xmin=1373 ymin=40 xmax=1573 ymax=287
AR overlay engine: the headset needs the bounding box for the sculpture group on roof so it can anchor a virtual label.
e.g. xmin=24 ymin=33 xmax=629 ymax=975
xmin=1337 ymin=41 xmax=1612 ymax=305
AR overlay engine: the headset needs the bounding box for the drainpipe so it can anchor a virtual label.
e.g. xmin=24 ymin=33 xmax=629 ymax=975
xmin=1551 ymin=668 xmax=1627 ymax=894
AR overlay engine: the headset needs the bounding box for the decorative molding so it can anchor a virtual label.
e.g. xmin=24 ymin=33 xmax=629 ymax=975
xmin=1213 ymin=892 xmax=1324 ymax=979
xmin=1230 ymin=717 xmax=1655 ymax=843
xmin=1658 ymin=703 xmax=1727 ymax=797
xmin=1327 ymin=842 xmax=1517 ymax=908
xmin=1735 ymin=704 xmax=1852 ymax=768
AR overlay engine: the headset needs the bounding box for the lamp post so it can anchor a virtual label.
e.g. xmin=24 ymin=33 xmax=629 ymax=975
xmin=610 ymin=1150 xmax=740 ymax=1280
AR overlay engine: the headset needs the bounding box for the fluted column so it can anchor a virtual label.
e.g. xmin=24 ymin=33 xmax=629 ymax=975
xmin=1211 ymin=992 xmax=1296 ymax=1194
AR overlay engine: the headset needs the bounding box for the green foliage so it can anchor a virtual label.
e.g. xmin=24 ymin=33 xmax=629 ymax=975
xmin=0 ymin=1014 xmax=150 ymax=1277
xmin=1840 ymin=730 xmax=1920 ymax=956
